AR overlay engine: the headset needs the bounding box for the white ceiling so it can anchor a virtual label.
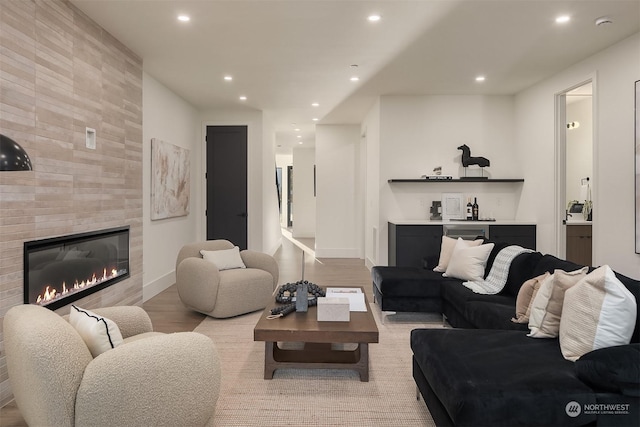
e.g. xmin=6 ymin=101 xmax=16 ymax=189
xmin=70 ymin=0 xmax=640 ymax=153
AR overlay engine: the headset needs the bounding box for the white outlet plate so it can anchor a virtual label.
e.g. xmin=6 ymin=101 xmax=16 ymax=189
xmin=86 ymin=127 xmax=96 ymax=150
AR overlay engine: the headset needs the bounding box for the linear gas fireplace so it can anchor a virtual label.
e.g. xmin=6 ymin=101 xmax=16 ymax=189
xmin=24 ymin=226 xmax=130 ymax=311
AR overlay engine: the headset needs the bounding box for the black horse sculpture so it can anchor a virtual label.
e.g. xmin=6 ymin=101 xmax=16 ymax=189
xmin=458 ymin=144 xmax=490 ymax=168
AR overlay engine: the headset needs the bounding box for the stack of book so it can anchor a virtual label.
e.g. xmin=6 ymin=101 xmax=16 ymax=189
xmin=421 ymin=175 xmax=453 ymax=180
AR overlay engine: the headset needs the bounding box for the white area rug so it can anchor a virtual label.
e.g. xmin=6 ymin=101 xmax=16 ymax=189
xmin=194 ymin=305 xmax=441 ymax=426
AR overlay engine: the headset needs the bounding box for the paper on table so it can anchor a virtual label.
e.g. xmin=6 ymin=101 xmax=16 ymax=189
xmin=325 ymin=288 xmax=367 ymax=312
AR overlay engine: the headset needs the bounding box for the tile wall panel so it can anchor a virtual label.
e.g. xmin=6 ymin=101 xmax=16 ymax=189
xmin=0 ymin=0 xmax=143 ymax=406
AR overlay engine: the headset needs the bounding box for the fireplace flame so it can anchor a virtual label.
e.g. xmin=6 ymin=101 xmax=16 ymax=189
xmin=35 ymin=267 xmax=126 ymax=306
xmin=36 ymin=286 xmax=57 ymax=304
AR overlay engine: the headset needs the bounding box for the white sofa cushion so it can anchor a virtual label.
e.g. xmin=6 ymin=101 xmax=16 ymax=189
xmin=512 ymin=272 xmax=550 ymax=324
xmin=69 ymin=305 xmax=124 ymax=357
xmin=201 ymin=246 xmax=246 ymax=270
xmin=560 ymin=265 xmax=637 ymax=361
xmin=443 ymin=239 xmax=494 ymax=282
xmin=528 ymin=267 xmax=588 ymax=338
xmin=433 ymin=236 xmax=484 ymax=272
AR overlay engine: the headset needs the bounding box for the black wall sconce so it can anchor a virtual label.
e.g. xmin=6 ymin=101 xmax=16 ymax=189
xmin=0 ymin=134 xmax=32 ymax=171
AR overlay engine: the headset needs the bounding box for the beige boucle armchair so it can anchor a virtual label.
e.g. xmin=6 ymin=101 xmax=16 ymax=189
xmin=176 ymin=240 xmax=279 ymax=318
xmin=3 ymin=304 xmax=221 ymax=427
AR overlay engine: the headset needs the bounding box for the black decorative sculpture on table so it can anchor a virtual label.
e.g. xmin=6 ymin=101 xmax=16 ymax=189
xmin=457 ymin=144 xmax=490 ymax=178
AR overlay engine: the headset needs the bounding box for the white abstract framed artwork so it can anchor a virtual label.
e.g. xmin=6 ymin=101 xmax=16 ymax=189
xmin=151 ymin=138 xmax=190 ymax=220
xmin=635 ymin=80 xmax=640 ymax=253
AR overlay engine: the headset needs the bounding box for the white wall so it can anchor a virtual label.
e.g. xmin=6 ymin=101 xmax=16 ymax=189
xmin=566 ymin=98 xmax=593 ymax=204
xmin=292 ymin=147 xmax=316 ymax=238
xmin=142 ymin=72 xmax=200 ymax=300
xmin=261 ymin=112 xmax=284 ymax=255
xmin=516 ymin=33 xmax=640 ymax=278
xmin=315 ymin=125 xmax=361 ymax=258
xmin=375 ymin=95 xmax=519 ymax=265
xmin=363 ymin=100 xmax=381 ymax=268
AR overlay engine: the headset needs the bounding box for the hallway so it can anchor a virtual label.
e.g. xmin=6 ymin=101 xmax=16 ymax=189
xmin=276 ymin=230 xmax=373 ymax=301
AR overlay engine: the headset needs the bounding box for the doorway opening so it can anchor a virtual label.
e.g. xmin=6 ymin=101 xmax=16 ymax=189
xmin=555 ymin=80 xmax=594 ymax=264
xmin=287 ymin=166 xmax=293 ymax=228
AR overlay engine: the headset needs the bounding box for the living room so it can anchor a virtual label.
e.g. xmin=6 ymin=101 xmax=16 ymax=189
xmin=0 ymin=0 xmax=639 ymax=419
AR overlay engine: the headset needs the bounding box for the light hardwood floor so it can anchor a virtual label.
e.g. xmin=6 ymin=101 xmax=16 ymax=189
xmin=0 ymin=235 xmax=373 ymax=426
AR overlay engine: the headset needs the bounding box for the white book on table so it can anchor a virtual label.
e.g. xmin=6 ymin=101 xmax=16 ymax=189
xmin=325 ymin=288 xmax=367 ymax=312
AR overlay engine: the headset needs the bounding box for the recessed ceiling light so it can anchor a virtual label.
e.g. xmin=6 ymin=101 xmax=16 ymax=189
xmin=311 ymin=102 xmax=319 ymax=107
xmin=556 ymin=15 xmax=571 ymax=24
xmin=475 ymin=76 xmax=486 ymax=82
xmin=312 ymin=118 xmax=319 ymax=122
xmin=294 ymin=128 xmax=301 ymax=132
xmin=350 ymin=76 xmax=360 ymax=82
xmin=224 ymin=75 xmax=233 ymax=81
xmin=177 ymin=15 xmax=190 ymax=22
xmin=239 ymin=96 xmax=247 ymax=101
xmin=298 ymin=141 xmax=303 ymax=145
xmin=368 ymin=14 xmax=381 ymax=22
xmin=297 ymin=135 xmax=302 ymax=138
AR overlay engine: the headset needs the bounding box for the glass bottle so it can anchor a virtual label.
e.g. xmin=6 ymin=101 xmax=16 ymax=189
xmin=472 ymin=197 xmax=479 ymax=221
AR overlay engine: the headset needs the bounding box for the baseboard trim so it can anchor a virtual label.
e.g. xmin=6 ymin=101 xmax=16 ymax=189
xmin=143 ymin=271 xmax=175 ymax=302
xmin=365 ymin=257 xmax=376 ymax=270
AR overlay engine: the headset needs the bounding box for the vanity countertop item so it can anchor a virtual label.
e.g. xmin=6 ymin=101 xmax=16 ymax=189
xmin=565 ymin=220 xmax=592 ymax=225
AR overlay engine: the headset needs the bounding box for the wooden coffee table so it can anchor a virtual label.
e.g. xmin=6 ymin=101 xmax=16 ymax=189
xmin=253 ymin=287 xmax=379 ymax=381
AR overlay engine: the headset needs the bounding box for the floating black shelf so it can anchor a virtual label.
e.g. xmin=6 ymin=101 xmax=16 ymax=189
xmin=388 ymin=178 xmax=524 ymax=183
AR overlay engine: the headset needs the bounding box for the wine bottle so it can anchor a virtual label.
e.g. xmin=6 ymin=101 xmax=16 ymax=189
xmin=466 ymin=198 xmax=473 ymax=221
xmin=472 ymin=197 xmax=479 ymax=221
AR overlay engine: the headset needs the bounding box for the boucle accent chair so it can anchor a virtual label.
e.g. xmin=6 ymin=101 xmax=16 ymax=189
xmin=176 ymin=240 xmax=279 ymax=318
xmin=4 ymin=304 xmax=221 ymax=427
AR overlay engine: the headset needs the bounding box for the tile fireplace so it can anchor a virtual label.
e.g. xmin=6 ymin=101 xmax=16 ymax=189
xmin=23 ymin=226 xmax=130 ymax=311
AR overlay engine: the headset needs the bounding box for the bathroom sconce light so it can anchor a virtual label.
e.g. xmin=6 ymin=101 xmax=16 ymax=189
xmin=0 ymin=134 xmax=33 ymax=171
xmin=566 ymin=121 xmax=580 ymax=130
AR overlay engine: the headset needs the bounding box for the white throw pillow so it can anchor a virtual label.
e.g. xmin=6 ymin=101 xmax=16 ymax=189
xmin=443 ymin=239 xmax=494 ymax=281
xmin=69 ymin=305 xmax=124 ymax=357
xmin=512 ymin=272 xmax=550 ymax=324
xmin=433 ymin=236 xmax=484 ymax=272
xmin=200 ymin=246 xmax=246 ymax=270
xmin=560 ymin=265 xmax=637 ymax=361
xmin=527 ymin=267 xmax=588 ymax=338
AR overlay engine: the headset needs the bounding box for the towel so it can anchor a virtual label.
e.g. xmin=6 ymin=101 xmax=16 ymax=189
xmin=463 ymin=245 xmax=533 ymax=294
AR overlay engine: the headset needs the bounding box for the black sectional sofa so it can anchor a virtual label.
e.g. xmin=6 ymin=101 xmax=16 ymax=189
xmin=372 ymin=243 xmax=640 ymax=427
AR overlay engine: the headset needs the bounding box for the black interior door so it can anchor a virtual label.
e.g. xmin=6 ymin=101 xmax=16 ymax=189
xmin=206 ymin=125 xmax=248 ymax=249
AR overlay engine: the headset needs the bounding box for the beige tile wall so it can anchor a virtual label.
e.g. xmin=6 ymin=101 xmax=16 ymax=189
xmin=0 ymin=0 xmax=143 ymax=406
